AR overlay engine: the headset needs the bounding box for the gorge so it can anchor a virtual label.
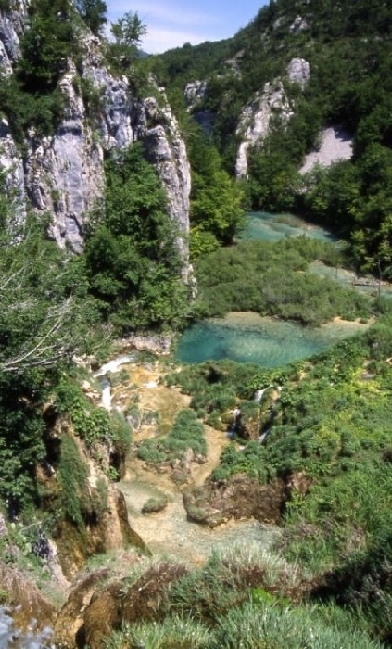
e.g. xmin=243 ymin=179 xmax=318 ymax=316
xmin=1 ymin=0 xmax=392 ymax=647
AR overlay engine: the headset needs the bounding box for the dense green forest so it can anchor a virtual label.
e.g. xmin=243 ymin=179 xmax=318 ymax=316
xmin=2 ymin=0 xmax=392 ymax=647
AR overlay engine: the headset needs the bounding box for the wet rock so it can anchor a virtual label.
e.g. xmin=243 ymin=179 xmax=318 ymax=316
xmin=0 ymin=564 xmax=56 ymax=635
xmin=54 ymin=568 xmax=111 ymax=648
xmin=82 ymin=562 xmax=189 ymax=649
xmin=184 ymin=475 xmax=287 ymax=527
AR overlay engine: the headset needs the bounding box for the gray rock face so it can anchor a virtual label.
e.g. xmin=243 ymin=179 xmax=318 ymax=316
xmin=286 ymin=57 xmax=310 ymax=90
xmin=24 ymin=64 xmax=105 ymax=250
xmin=0 ymin=117 xmax=25 ymax=221
xmin=184 ymin=80 xmax=207 ymax=108
xmin=289 ymin=16 xmax=309 ymax=34
xmin=183 ymin=80 xmax=213 ymax=135
xmin=0 ymin=18 xmax=191 ymax=261
xmin=0 ymin=6 xmax=23 ymax=73
xmin=235 ymin=58 xmax=310 ymax=178
xmin=299 ymin=125 xmax=353 ymax=174
xmin=235 ymin=80 xmax=293 ymax=178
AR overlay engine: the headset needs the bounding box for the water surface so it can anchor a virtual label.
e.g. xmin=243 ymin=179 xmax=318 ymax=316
xmin=176 ymin=213 xmax=371 ymax=366
xmin=176 ymin=314 xmax=367 ymax=366
xmin=237 ymin=211 xmax=335 ymax=243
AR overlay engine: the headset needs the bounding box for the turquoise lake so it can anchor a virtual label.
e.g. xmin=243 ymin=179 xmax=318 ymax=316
xmin=237 ymin=211 xmax=336 ymax=244
xmin=175 ymin=313 xmax=367 ymax=367
xmin=175 ymin=212 xmax=371 ymax=367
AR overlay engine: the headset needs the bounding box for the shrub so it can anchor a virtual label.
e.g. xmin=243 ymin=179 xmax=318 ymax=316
xmin=137 ymin=409 xmax=207 ymax=469
xmin=210 ymin=601 xmax=382 ymax=649
xmin=106 ymin=615 xmax=212 ymax=649
xmin=141 ymin=494 xmax=168 ymax=514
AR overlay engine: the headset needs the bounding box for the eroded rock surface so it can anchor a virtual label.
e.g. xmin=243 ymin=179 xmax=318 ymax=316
xmin=0 ymin=11 xmax=191 ymax=262
xmin=235 ymin=58 xmax=310 ymax=178
xmin=184 ymin=471 xmax=311 ymax=527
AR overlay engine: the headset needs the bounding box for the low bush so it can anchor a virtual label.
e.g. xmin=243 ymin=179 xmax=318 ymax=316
xmin=193 ymin=237 xmax=373 ymax=325
xmin=142 ymin=493 xmax=168 ymax=514
xmin=210 ymin=601 xmax=382 ymax=649
xmin=136 ymin=409 xmax=207 ymax=468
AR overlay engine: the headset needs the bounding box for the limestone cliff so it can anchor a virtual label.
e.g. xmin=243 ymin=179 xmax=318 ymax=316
xmin=183 ymin=80 xmax=213 ymax=135
xmin=235 ymin=57 xmax=310 ymax=178
xmin=0 ymin=8 xmax=191 ymax=260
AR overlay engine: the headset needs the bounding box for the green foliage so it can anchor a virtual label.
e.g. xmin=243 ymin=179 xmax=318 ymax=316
xmin=0 ymin=192 xmax=105 ymax=514
xmin=84 ymin=143 xmax=188 ymax=331
xmin=150 ymin=0 xmax=392 ymax=278
xmin=0 ymin=74 xmax=66 ymax=143
xmin=56 ymin=377 xmax=111 ymax=445
xmin=210 ymin=601 xmax=382 ymax=649
xmin=75 ymin=0 xmax=107 ymax=35
xmin=141 ymin=493 xmax=168 ymax=514
xmin=57 ymin=433 xmax=90 ymax=526
xmin=165 ymin=361 xmax=260 ymax=407
xmin=106 ymin=615 xmax=212 ymax=649
xmin=55 ymin=377 xmax=132 ymax=454
xmin=187 ymin=128 xmax=245 ymax=254
xmin=0 ymin=370 xmax=47 ymax=508
xmin=137 ymin=408 xmax=206 ymax=467
xmin=79 ymin=75 xmax=106 ymax=123
xmin=193 ymin=237 xmax=372 ymax=325
xmin=106 ymin=11 xmax=146 ymax=74
xmin=0 ymin=214 xmax=101 ymax=374
xmin=18 ymin=0 xmax=79 ymax=93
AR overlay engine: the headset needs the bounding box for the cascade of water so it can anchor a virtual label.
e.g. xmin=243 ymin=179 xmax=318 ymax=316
xmin=95 ymin=355 xmax=134 ymax=411
xmin=254 ymin=386 xmax=273 ymax=402
xmin=0 ymin=607 xmax=54 ymax=648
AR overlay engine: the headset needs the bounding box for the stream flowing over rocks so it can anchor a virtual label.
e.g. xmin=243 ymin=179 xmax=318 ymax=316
xmin=96 ymin=356 xmax=281 ymax=564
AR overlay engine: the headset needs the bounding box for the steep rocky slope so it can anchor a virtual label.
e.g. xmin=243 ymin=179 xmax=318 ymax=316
xmin=0 ymin=5 xmax=191 ymax=262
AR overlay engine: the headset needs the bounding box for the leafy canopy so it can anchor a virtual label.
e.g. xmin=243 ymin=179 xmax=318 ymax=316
xmin=84 ymin=143 xmax=188 ymax=331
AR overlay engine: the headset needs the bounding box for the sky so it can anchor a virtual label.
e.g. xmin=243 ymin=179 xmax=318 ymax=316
xmin=106 ymin=1 xmax=268 ymax=54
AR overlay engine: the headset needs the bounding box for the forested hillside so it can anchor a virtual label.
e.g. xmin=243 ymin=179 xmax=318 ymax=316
xmin=151 ymin=0 xmax=392 ymax=278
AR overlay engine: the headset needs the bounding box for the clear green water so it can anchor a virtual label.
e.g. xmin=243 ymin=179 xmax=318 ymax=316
xmin=176 ymin=212 xmax=369 ymax=366
xmin=175 ymin=316 xmax=366 ymax=367
xmin=310 ymin=260 xmax=392 ymax=299
xmin=237 ymin=211 xmax=336 ymax=243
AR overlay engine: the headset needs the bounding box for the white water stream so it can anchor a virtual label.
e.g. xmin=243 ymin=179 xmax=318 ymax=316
xmin=0 ymin=607 xmax=54 ymax=648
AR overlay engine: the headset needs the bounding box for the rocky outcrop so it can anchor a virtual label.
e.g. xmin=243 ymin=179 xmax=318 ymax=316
xmin=55 ymin=561 xmax=189 ymax=649
xmin=118 ymin=333 xmax=172 ymax=355
xmin=299 ymin=125 xmax=353 ymax=174
xmin=286 ymin=57 xmax=310 ymax=90
xmin=183 ymin=471 xmax=311 ymax=527
xmin=184 ymin=476 xmax=286 ymax=527
xmin=184 ymin=80 xmax=208 ymax=108
xmin=0 ymin=5 xmax=23 ymax=74
xmin=0 ymin=16 xmax=191 ymax=261
xmin=235 ymin=58 xmax=310 ymax=178
xmin=138 ymin=92 xmax=191 ymax=266
xmin=184 ymin=79 xmax=214 ymax=135
xmin=0 ymin=563 xmax=57 ymax=635
xmin=37 ymin=414 xmax=147 ymax=579
xmin=82 ymin=562 xmax=188 ymax=649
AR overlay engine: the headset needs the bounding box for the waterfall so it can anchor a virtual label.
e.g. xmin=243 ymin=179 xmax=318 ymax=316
xmin=254 ymin=386 xmax=273 ymax=402
xmin=0 ymin=607 xmax=54 ymax=648
xmin=95 ymin=355 xmax=134 ymax=411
